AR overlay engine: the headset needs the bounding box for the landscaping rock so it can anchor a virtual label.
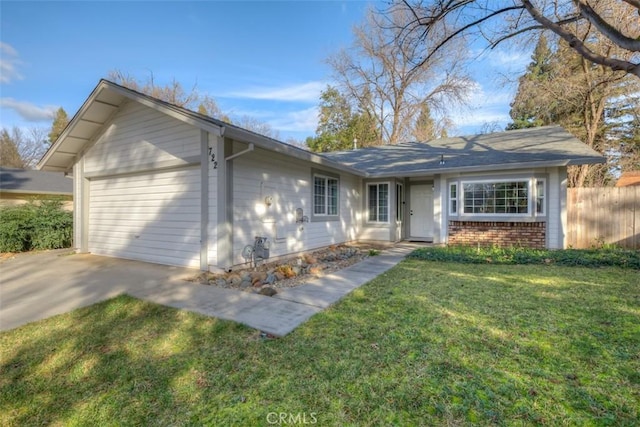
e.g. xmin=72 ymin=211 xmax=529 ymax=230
xmin=309 ymin=266 xmax=323 ymax=276
xmin=250 ymin=271 xmax=267 ymax=282
xmin=259 ymin=286 xmax=277 ymax=297
xmin=227 ymin=274 xmax=242 ymax=285
xmin=201 ymin=243 xmax=372 ymax=292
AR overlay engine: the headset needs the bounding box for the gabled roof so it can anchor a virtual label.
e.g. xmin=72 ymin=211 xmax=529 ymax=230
xmin=38 ymin=79 xmax=359 ymax=176
xmin=616 ymin=171 xmax=640 ymax=187
xmin=38 ymin=80 xmax=605 ymax=178
xmin=321 ymin=126 xmax=605 ymax=177
xmin=0 ymin=167 xmax=72 ymax=195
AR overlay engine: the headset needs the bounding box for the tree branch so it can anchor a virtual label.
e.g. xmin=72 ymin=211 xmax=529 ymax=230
xmin=575 ymin=0 xmax=640 ymax=51
xmin=621 ymin=0 xmax=640 ymax=12
xmin=410 ymin=4 xmax=526 ymax=69
xmin=521 ymin=0 xmax=640 ymax=77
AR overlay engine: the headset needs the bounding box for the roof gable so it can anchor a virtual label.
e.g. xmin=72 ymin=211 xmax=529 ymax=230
xmin=37 ymin=79 xmax=358 ymax=175
xmin=616 ymin=171 xmax=640 ymax=187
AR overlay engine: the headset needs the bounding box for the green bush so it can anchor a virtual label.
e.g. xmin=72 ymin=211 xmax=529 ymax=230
xmin=408 ymin=245 xmax=640 ymax=269
xmin=0 ymin=199 xmax=72 ymax=252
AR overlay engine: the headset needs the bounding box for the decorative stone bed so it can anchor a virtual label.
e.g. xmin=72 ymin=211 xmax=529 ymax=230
xmin=191 ymin=244 xmax=384 ymax=296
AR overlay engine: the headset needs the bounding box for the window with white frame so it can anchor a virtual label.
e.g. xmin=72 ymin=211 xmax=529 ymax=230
xmin=313 ymin=175 xmax=339 ymax=216
xmin=396 ymin=183 xmax=404 ymax=221
xmin=449 ymin=182 xmax=458 ymax=215
xmin=368 ymin=183 xmax=389 ymax=222
xmin=535 ymin=178 xmax=545 ymax=215
xmin=463 ymin=180 xmax=529 ymax=215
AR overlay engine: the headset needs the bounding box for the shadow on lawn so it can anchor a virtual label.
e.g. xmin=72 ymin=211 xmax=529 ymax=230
xmin=0 ymin=296 xmax=256 ymax=425
xmin=1 ymin=261 xmax=639 ymax=425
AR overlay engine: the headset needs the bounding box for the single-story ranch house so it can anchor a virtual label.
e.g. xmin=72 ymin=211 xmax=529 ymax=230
xmin=38 ymin=80 xmax=604 ymax=271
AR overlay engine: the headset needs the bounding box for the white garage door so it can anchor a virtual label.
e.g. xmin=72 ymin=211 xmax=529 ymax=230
xmin=89 ymin=167 xmax=201 ymax=268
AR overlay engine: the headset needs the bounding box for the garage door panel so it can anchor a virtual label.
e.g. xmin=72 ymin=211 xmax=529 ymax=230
xmin=89 ymin=167 xmax=201 ymax=268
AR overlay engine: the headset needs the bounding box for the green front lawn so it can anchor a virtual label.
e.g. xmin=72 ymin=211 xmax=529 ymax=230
xmin=2 ymin=261 xmax=639 ymax=426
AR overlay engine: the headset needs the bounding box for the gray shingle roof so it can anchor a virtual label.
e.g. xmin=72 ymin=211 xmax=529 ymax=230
xmin=0 ymin=167 xmax=73 ymax=195
xmin=321 ymin=126 xmax=605 ymax=177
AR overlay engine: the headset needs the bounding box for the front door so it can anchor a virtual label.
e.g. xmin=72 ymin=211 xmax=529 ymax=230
xmin=410 ymin=184 xmax=434 ymax=242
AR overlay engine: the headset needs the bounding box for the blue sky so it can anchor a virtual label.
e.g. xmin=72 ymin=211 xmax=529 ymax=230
xmin=1 ymin=1 xmax=532 ymax=143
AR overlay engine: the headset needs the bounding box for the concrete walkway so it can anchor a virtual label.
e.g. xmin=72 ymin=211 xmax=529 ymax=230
xmin=1 ymin=243 xmax=419 ymax=336
xmin=128 ymin=243 xmax=419 ymax=336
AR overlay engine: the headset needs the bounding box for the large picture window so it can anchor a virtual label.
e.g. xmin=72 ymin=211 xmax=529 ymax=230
xmin=368 ymin=183 xmax=389 ymax=222
xmin=463 ymin=181 xmax=529 ymax=214
xmin=313 ymin=175 xmax=338 ymax=216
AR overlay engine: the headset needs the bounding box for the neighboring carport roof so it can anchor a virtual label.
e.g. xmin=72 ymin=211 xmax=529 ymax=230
xmin=321 ymin=126 xmax=606 ymax=178
xmin=0 ymin=167 xmax=72 ymax=195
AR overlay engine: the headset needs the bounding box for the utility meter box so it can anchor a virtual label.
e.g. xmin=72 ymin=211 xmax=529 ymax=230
xmin=254 ymin=236 xmax=269 ymax=260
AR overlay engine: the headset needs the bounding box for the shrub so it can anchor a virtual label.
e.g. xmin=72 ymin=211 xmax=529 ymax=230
xmin=0 ymin=204 xmax=36 ymax=252
xmin=408 ymin=245 xmax=640 ymax=269
xmin=0 ymin=199 xmax=72 ymax=252
xmin=30 ymin=199 xmax=73 ymax=250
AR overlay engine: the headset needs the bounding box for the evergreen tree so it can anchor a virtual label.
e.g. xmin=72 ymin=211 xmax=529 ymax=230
xmin=307 ymin=86 xmax=379 ymax=152
xmin=412 ymin=104 xmax=437 ymax=141
xmin=0 ymin=129 xmax=24 ymax=167
xmin=48 ymin=107 xmax=69 ymax=144
xmin=507 ymin=35 xmax=554 ymax=130
xmin=507 ymin=33 xmax=639 ymax=186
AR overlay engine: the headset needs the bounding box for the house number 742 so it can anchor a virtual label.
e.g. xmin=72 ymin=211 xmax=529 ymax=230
xmin=207 ymin=147 xmax=218 ymax=169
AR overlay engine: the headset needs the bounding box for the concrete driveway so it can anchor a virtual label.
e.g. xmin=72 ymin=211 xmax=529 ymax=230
xmin=1 ymin=245 xmax=415 ymax=335
xmin=0 ymin=250 xmax=197 ymax=331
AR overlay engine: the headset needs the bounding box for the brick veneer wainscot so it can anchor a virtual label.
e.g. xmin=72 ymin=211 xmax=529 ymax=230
xmin=448 ymin=221 xmax=546 ymax=249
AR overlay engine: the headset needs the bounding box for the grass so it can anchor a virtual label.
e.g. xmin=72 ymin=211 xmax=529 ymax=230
xmin=1 ymin=261 xmax=639 ymax=426
xmin=409 ymin=245 xmax=640 ymax=269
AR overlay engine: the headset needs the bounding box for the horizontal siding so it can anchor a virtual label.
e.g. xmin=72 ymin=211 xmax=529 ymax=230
xmin=88 ymin=167 xmax=200 ymax=268
xmin=231 ymin=148 xmax=361 ymax=265
xmin=84 ymin=102 xmax=200 ymax=174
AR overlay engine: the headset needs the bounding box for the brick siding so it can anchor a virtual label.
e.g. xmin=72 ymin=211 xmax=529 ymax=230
xmin=448 ymin=221 xmax=546 ymax=249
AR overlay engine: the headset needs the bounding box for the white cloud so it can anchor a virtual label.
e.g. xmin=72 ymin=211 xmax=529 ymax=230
xmin=486 ymin=49 xmax=530 ymax=68
xmin=268 ymin=107 xmax=318 ymax=133
xmin=0 ymin=42 xmax=24 ymax=84
xmin=0 ymin=98 xmax=58 ymax=122
xmin=226 ymin=81 xmax=325 ymax=102
xmin=448 ymin=83 xmax=514 ymax=133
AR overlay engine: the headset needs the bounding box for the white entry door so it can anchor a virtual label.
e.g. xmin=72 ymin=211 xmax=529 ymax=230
xmin=410 ymin=184 xmax=434 ymax=241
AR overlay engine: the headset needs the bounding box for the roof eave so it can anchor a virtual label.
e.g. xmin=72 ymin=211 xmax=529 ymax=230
xmin=221 ymin=126 xmax=368 ymax=177
xmin=366 ymin=157 xmax=606 ymax=178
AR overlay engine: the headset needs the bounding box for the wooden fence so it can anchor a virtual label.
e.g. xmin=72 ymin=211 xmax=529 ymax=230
xmin=566 ymin=187 xmax=639 ymax=249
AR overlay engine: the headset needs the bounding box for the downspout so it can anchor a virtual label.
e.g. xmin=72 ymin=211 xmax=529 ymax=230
xmin=225 ymin=143 xmax=255 ymax=161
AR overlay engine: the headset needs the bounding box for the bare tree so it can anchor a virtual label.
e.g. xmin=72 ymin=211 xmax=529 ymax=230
xmin=108 ymin=70 xmax=209 ymax=110
xmin=1 ymin=127 xmax=49 ymax=168
xmin=391 ymin=0 xmax=640 ymax=78
xmin=328 ymin=7 xmax=473 ymax=145
xmin=233 ymin=116 xmax=281 ymax=140
xmin=109 ymin=70 xmax=279 ymax=139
